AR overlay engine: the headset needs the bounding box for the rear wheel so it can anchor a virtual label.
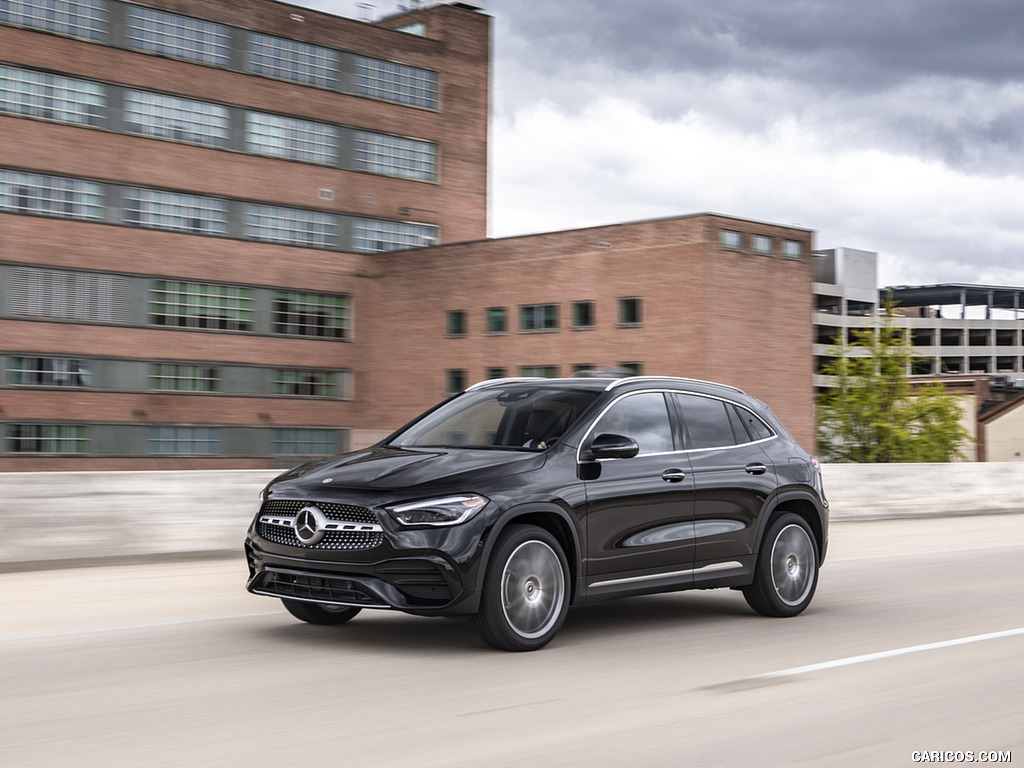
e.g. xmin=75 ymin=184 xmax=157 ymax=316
xmin=743 ymin=512 xmax=819 ymax=617
xmin=472 ymin=524 xmax=569 ymax=651
xmin=281 ymin=599 xmax=362 ymax=625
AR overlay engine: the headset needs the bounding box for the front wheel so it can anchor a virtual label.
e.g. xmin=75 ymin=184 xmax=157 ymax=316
xmin=472 ymin=524 xmax=570 ymax=651
xmin=743 ymin=512 xmax=819 ymax=617
xmin=281 ymin=598 xmax=362 ymax=625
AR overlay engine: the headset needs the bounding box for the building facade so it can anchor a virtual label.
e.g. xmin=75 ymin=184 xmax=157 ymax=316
xmin=815 ymin=248 xmax=1024 ymax=382
xmin=1 ymin=0 xmax=489 ymax=469
xmin=363 ymin=215 xmax=817 ymax=448
xmin=1 ymin=0 xmax=819 ymax=470
xmin=814 ymin=248 xmax=1024 ymax=382
xmin=812 ymin=248 xmax=1024 ymax=460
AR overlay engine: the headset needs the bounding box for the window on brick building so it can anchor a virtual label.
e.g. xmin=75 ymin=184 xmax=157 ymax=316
xmin=520 ymin=303 xmax=559 ymax=331
xmin=148 ymin=426 xmax=220 ymax=454
xmin=0 ymin=65 xmax=106 ymax=126
xmin=752 ymin=235 xmax=773 ymax=254
xmin=353 ymin=131 xmax=437 ymax=181
xmin=352 ymin=218 xmax=438 ymax=253
xmin=485 ymin=308 xmax=508 ymax=334
xmin=617 ymin=297 xmax=643 ymax=327
xmin=720 ymin=229 xmax=742 ymax=249
xmin=123 ymin=188 xmax=228 ymax=235
xmin=126 ymin=6 xmax=230 ymax=66
xmin=150 ymin=280 xmax=254 ymax=331
xmin=0 ymin=170 xmax=103 ymax=221
xmin=7 ymin=356 xmax=92 ymax=387
xmin=246 ymin=112 xmax=339 ymax=165
xmin=446 ymin=310 xmax=467 ymax=337
xmin=245 ymin=204 xmax=339 ymax=249
xmin=124 ymin=90 xmax=228 ymax=147
xmin=272 ymin=428 xmax=340 ymax=455
xmin=397 ymin=22 xmax=426 ymax=36
xmin=355 ymin=56 xmax=437 ymax=109
xmin=486 ymin=367 xmax=507 ymax=379
xmin=519 ymin=365 xmax=559 ymax=378
xmin=1 ymin=0 xmax=108 ymax=41
xmin=571 ymin=300 xmax=595 ymax=329
xmin=274 ymin=369 xmax=348 ymax=397
xmin=618 ymin=362 xmax=644 ymax=376
xmin=6 ymin=423 xmax=89 ymax=453
xmin=248 ymin=32 xmax=339 ymax=88
xmin=273 ymin=292 xmax=349 ymax=338
xmin=148 ymin=363 xmax=219 ymax=392
xmin=446 ymin=369 xmax=467 ymax=394
xmin=783 ymin=240 xmax=804 ymax=259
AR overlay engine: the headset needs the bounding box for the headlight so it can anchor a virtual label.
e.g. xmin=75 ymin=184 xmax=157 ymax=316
xmin=386 ymin=494 xmax=488 ymax=526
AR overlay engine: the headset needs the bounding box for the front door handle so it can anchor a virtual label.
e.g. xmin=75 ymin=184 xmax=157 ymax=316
xmin=745 ymin=463 xmax=767 ymax=475
xmin=661 ymin=468 xmax=687 ymax=483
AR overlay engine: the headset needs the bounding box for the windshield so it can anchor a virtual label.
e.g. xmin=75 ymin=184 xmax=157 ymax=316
xmin=388 ymin=386 xmax=600 ymax=450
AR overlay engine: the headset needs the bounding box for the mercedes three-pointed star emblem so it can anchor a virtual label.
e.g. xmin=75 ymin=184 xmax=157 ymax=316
xmin=294 ymin=505 xmax=327 ymax=546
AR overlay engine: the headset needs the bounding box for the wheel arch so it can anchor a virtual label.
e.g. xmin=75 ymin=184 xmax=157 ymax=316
xmin=758 ymin=489 xmax=828 ymax=565
xmin=477 ymin=504 xmax=583 ymax=603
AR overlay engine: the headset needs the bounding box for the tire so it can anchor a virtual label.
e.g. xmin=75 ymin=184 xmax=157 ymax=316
xmin=472 ymin=524 xmax=570 ymax=651
xmin=281 ymin=598 xmax=362 ymax=625
xmin=743 ymin=512 xmax=819 ymax=618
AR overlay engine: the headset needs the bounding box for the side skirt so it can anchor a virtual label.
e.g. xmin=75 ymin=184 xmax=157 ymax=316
xmin=578 ymin=556 xmax=754 ymax=604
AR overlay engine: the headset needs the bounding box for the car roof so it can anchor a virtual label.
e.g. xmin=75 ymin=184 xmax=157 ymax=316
xmin=466 ymin=376 xmax=747 ymax=396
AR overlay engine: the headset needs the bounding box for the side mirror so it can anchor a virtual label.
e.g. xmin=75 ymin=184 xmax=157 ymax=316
xmin=587 ymin=433 xmax=640 ymax=460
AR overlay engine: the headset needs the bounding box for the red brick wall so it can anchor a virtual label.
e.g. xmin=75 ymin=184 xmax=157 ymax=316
xmin=361 ymin=215 xmax=817 ymax=447
xmin=0 ymin=0 xmax=489 ymax=243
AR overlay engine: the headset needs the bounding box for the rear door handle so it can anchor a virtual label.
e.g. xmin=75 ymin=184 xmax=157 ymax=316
xmin=661 ymin=468 xmax=687 ymax=483
xmin=745 ymin=463 xmax=767 ymax=475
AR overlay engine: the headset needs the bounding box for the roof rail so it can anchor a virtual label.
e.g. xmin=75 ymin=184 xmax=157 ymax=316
xmin=465 ymin=377 xmax=546 ymax=391
xmin=605 ymin=376 xmax=745 ymax=394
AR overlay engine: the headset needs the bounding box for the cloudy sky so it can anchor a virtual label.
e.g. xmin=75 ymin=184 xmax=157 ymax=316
xmin=296 ymin=0 xmax=1024 ymax=288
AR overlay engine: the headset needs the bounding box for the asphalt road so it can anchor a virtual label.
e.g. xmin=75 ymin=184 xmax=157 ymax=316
xmin=2 ymin=515 xmax=1022 ymax=768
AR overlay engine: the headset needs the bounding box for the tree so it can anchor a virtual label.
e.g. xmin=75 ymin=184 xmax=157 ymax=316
xmin=817 ymin=300 xmax=971 ymax=463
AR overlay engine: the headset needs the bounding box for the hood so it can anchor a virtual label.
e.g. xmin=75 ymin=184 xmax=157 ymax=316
xmin=269 ymin=445 xmax=547 ymax=496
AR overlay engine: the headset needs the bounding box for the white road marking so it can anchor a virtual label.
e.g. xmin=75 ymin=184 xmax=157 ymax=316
xmin=757 ymin=626 xmax=1024 ymax=680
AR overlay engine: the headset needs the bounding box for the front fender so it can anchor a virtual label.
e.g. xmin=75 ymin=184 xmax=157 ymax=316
xmin=473 ymin=502 xmax=584 ymax=603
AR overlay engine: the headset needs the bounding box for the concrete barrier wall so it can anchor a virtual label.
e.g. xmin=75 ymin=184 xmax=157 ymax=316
xmin=0 ymin=470 xmax=279 ymax=569
xmin=2 ymin=463 xmax=1024 ymax=569
xmin=822 ymin=462 xmax=1024 ymax=520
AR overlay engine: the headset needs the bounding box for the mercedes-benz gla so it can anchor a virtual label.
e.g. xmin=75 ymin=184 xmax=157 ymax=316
xmin=245 ymin=376 xmax=828 ymax=651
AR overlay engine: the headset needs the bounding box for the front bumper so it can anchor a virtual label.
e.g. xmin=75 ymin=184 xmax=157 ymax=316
xmin=244 ymin=539 xmax=480 ymax=615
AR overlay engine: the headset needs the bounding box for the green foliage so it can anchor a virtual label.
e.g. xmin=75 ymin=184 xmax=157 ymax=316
xmin=817 ymin=300 xmax=971 ymax=463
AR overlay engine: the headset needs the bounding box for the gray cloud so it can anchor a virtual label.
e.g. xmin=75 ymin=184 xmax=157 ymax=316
xmin=499 ymin=0 xmax=1024 ymax=88
xmin=491 ymin=0 xmax=1024 ymax=173
xmin=302 ymin=0 xmax=1024 ymax=285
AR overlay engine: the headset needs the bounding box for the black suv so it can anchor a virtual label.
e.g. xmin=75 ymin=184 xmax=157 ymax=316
xmin=245 ymin=376 xmax=828 ymax=651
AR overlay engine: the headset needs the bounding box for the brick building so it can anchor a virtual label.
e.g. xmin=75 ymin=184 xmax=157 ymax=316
xmin=364 ymin=216 xmax=816 ymax=447
xmin=1 ymin=0 xmax=817 ymax=470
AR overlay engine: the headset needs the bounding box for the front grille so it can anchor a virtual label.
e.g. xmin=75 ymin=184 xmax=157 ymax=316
xmin=258 ymin=569 xmax=386 ymax=606
xmin=262 ymin=499 xmax=378 ymax=524
xmin=257 ymin=499 xmax=384 ymax=551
